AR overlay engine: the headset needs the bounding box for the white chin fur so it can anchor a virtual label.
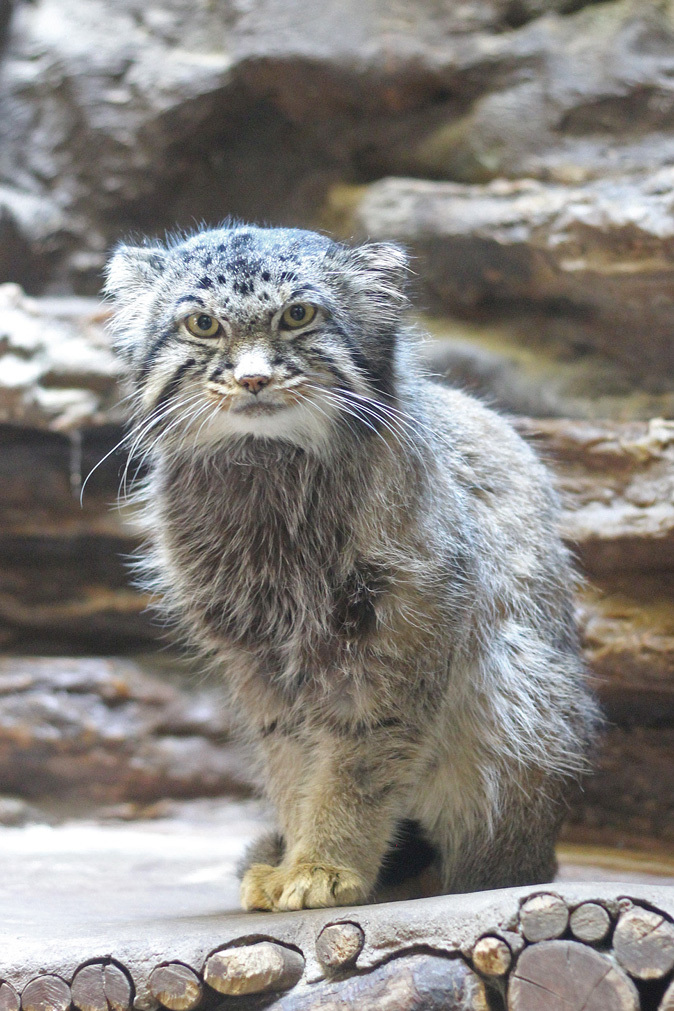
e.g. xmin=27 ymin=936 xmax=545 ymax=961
xmin=183 ymin=396 xmax=339 ymax=453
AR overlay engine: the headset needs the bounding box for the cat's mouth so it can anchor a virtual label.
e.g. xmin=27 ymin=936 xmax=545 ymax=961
xmin=206 ymin=384 xmax=306 ymax=416
xmin=232 ymin=399 xmax=287 ymax=417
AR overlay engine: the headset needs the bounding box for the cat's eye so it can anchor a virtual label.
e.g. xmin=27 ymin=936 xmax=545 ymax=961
xmin=280 ymin=302 xmax=316 ymax=330
xmin=185 ymin=313 xmax=221 ymax=338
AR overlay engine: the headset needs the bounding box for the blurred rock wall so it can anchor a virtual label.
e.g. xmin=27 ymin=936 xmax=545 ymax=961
xmin=1 ymin=0 xmax=674 ymax=846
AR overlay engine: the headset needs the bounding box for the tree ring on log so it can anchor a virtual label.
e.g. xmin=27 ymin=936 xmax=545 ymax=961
xmin=22 ymin=976 xmax=72 ymax=1011
xmin=569 ymin=902 xmax=611 ymax=945
xmin=148 ymin=964 xmax=202 ymax=1011
xmin=509 ymin=940 xmax=639 ymax=1011
xmin=0 ymin=982 xmax=19 ymax=1011
xmin=519 ymin=893 xmax=569 ymax=942
xmin=613 ymin=906 xmax=674 ymax=980
xmin=315 ymin=922 xmax=365 ymax=971
xmin=471 ymin=936 xmax=511 ymax=976
xmin=71 ymin=961 xmax=133 ymax=1011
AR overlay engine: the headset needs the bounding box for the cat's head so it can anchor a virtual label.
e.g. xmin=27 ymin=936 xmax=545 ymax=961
xmin=105 ymin=225 xmax=410 ymax=455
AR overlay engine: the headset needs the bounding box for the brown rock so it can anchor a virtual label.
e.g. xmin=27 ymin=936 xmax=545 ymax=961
xmin=566 ymin=725 xmax=674 ymax=844
xmin=0 ymin=656 xmax=253 ymax=802
xmin=515 ymin=417 xmax=674 ymax=575
xmin=344 ymin=173 xmax=674 ymax=379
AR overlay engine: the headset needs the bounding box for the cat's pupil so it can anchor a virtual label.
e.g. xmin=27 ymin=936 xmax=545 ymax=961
xmin=197 ymin=314 xmax=213 ymax=330
xmin=289 ymin=305 xmax=305 ymax=321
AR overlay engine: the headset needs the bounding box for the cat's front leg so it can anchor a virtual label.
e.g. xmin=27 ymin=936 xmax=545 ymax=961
xmin=240 ymin=725 xmax=416 ymax=911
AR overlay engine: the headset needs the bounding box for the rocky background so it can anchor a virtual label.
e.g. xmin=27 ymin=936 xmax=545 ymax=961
xmin=0 ymin=0 xmax=674 ymax=859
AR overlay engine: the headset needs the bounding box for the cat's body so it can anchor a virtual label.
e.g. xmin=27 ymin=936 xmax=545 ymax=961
xmin=106 ymin=225 xmax=597 ymax=911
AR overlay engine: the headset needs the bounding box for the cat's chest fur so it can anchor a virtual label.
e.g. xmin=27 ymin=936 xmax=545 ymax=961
xmin=154 ymin=443 xmax=385 ymax=668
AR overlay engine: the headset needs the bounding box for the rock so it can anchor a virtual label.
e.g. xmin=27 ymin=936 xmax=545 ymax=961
xmin=515 ymin=417 xmax=674 ymax=575
xmin=0 ymin=656 xmax=253 ymax=802
xmin=577 ymin=579 xmax=674 ymax=726
xmin=567 ymin=724 xmax=674 ymax=844
xmin=0 ymin=794 xmax=48 ymax=826
xmin=421 ymin=318 xmax=674 ymax=422
xmin=344 ymin=172 xmax=674 ymax=380
xmin=0 ymin=285 xmax=119 ymax=431
xmin=4 ymin=0 xmax=674 ymax=298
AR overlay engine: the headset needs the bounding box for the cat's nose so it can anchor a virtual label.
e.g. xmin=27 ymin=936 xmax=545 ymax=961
xmin=236 ymin=373 xmax=271 ymax=394
xmin=234 ymin=350 xmax=272 ymax=394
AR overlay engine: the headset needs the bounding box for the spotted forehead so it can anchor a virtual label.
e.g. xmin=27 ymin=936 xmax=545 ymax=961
xmin=165 ymin=229 xmax=333 ymax=323
xmin=170 ymin=228 xmax=333 ymax=287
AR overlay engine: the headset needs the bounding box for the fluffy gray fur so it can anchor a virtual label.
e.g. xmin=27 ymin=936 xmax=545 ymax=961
xmin=105 ymin=224 xmax=598 ymax=911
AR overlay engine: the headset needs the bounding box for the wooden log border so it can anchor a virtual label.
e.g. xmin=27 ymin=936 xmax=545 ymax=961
xmin=5 ymin=893 xmax=674 ymax=1009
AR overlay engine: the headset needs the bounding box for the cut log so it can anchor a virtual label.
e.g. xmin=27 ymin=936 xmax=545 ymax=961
xmin=148 ymin=964 xmax=202 ymax=1011
xmin=273 ymin=953 xmax=488 ymax=1010
xmin=21 ymin=976 xmax=72 ymax=1011
xmin=508 ymin=940 xmax=639 ymax=1011
xmin=613 ymin=905 xmax=674 ymax=980
xmin=315 ymin=922 xmax=364 ymax=972
xmin=71 ymin=962 xmax=133 ymax=1011
xmin=471 ymin=936 xmax=511 ymax=977
xmin=519 ymin=893 xmax=569 ymax=942
xmin=204 ymin=942 xmax=304 ymax=996
xmin=569 ymin=902 xmax=611 ymax=944
xmin=0 ymin=982 xmax=19 ymax=1011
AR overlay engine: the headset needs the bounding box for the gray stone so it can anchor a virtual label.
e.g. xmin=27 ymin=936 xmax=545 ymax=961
xmin=2 ymin=0 xmax=672 ymax=295
xmin=344 ymin=172 xmax=674 ymax=379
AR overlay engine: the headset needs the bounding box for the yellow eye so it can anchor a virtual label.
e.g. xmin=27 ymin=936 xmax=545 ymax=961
xmin=185 ymin=313 xmax=221 ymax=338
xmin=280 ymin=302 xmax=316 ymax=330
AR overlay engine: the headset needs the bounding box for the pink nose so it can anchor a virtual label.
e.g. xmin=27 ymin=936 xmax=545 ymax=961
xmin=236 ymin=374 xmax=271 ymax=394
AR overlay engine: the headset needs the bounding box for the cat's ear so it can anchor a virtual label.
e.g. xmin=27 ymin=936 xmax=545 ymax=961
xmin=342 ymin=241 xmax=410 ymax=319
xmin=105 ymin=244 xmax=168 ymax=303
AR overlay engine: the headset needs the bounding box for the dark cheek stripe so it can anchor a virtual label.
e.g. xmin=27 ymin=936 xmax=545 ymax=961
xmin=151 ymin=357 xmax=197 ymax=414
xmin=138 ymin=327 xmax=175 ymax=385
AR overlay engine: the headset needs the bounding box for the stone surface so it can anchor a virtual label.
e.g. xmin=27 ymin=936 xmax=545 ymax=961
xmin=515 ymin=417 xmax=674 ymax=575
xmin=2 ymin=0 xmax=674 ymax=304
xmin=0 ymin=656 xmax=252 ymax=802
xmin=421 ymin=317 xmax=674 ymax=423
xmin=344 ymin=172 xmax=674 ymax=379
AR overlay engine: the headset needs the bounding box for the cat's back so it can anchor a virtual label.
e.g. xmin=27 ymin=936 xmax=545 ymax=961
xmin=419 ymin=380 xmax=569 ymax=589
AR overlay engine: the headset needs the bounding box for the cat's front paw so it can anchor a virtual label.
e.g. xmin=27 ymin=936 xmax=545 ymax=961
xmin=240 ymin=861 xmax=367 ymax=911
